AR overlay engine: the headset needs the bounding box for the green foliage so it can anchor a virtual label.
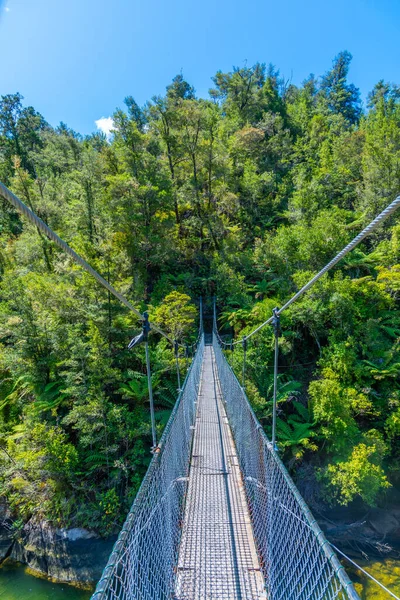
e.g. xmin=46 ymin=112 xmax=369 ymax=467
xmin=309 ymin=370 xmax=360 ymax=452
xmin=319 ymin=443 xmax=390 ymax=506
xmin=152 ymin=291 xmax=196 ymax=340
xmin=1 ymin=52 xmax=400 ymax=530
xmin=277 ymin=401 xmax=317 ymax=461
xmin=98 ymin=488 xmax=121 ymax=536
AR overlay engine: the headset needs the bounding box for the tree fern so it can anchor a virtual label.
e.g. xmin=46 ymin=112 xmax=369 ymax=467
xmin=84 ymin=452 xmax=110 ymax=473
xmin=277 ymin=399 xmax=317 ymax=461
xmin=33 ymin=381 xmax=67 ymax=413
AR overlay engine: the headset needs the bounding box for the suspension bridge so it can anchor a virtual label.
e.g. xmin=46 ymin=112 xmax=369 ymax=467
xmin=1 ymin=181 xmax=400 ymax=599
xmin=91 ymin=322 xmax=360 ymax=600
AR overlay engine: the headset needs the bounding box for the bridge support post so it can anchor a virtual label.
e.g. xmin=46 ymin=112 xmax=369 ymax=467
xmin=185 ymin=343 xmax=190 ymax=370
xmin=271 ymin=307 xmax=280 ymax=452
xmin=242 ymin=336 xmax=247 ymax=390
xmin=143 ymin=313 xmax=157 ymax=451
xmin=175 ymin=339 xmax=181 ymax=392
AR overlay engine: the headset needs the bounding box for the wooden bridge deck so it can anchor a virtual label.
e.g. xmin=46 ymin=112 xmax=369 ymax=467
xmin=175 ymin=345 xmax=266 ymax=599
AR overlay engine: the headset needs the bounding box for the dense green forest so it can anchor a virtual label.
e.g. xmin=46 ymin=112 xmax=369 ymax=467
xmin=0 ymin=51 xmax=399 ymax=535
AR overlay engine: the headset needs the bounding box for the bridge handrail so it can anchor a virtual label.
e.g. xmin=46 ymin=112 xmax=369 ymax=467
xmin=91 ymin=335 xmax=205 ymax=599
xmin=212 ymin=332 xmax=360 ymax=600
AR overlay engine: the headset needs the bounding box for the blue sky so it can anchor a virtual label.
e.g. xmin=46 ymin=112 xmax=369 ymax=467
xmin=0 ymin=0 xmax=399 ymax=136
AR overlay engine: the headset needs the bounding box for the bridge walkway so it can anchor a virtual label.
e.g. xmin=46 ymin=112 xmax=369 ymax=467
xmin=175 ymin=344 xmax=267 ymax=599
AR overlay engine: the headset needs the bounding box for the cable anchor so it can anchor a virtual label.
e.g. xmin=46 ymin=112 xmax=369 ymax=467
xmin=272 ymin=307 xmax=280 ymax=337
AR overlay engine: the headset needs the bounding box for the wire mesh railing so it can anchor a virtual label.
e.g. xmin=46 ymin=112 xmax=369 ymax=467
xmin=91 ymin=335 xmax=205 ymax=600
xmin=212 ymin=333 xmax=360 ymax=600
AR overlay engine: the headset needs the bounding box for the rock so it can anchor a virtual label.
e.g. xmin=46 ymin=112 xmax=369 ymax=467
xmin=57 ymin=528 xmax=97 ymax=542
xmin=10 ymin=519 xmax=116 ymax=585
xmin=0 ymin=501 xmax=14 ymax=562
xmin=368 ymin=509 xmax=400 ymax=539
xmin=316 ymin=491 xmax=400 ymax=559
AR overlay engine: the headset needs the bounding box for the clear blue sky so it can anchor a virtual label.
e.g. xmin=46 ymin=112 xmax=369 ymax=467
xmin=0 ymin=0 xmax=399 ymax=136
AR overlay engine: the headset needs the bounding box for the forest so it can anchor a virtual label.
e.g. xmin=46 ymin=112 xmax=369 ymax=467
xmin=0 ymin=51 xmax=399 ymax=537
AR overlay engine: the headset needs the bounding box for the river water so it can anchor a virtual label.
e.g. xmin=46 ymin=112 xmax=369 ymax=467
xmin=349 ymin=558 xmax=400 ymax=599
xmin=1 ymin=557 xmax=400 ymax=599
xmin=0 ymin=562 xmax=92 ymax=600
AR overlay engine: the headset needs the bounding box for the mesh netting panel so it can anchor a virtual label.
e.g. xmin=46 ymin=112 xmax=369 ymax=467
xmin=212 ymin=335 xmax=359 ymax=600
xmin=92 ymin=336 xmax=205 ymax=600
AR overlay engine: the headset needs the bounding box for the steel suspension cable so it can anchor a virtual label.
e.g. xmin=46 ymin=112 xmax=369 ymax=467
xmin=224 ymin=194 xmax=400 ymax=346
xmin=0 ymin=181 xmax=183 ymax=347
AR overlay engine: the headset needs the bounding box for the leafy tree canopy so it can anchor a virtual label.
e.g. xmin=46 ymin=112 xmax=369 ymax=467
xmin=1 ymin=51 xmax=399 ymax=532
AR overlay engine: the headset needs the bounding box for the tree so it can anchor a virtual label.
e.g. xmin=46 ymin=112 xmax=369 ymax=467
xmin=210 ymin=63 xmax=266 ymax=124
xmin=1 ymin=54 xmax=400 ymax=533
xmin=360 ymin=83 xmax=400 ymax=214
xmin=124 ymin=96 xmax=147 ymax=131
xmin=319 ymin=51 xmax=361 ymax=124
xmin=320 ymin=443 xmax=390 ymax=506
xmin=166 ymin=73 xmax=195 ymax=103
xmin=152 ymin=291 xmax=196 ymax=340
xmin=0 ymin=93 xmax=47 ymax=177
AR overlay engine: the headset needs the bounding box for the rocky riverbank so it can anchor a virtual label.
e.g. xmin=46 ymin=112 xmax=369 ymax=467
xmin=1 ymin=489 xmax=400 ymax=588
xmin=0 ymin=503 xmax=116 ymax=587
xmin=319 ymin=491 xmax=400 ymax=558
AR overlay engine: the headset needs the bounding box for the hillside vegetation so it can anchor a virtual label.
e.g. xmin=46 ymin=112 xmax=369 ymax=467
xmin=0 ymin=52 xmax=399 ymax=534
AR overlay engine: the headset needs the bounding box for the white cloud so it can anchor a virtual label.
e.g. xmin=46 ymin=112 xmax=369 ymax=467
xmin=95 ymin=116 xmax=115 ymax=140
xmin=5 ymin=6 xmax=10 ymax=11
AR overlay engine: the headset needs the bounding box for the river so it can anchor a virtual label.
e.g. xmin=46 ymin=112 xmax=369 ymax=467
xmin=0 ymin=561 xmax=92 ymax=600
xmin=1 ymin=557 xmax=400 ymax=599
xmin=349 ymin=557 xmax=400 ymax=599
